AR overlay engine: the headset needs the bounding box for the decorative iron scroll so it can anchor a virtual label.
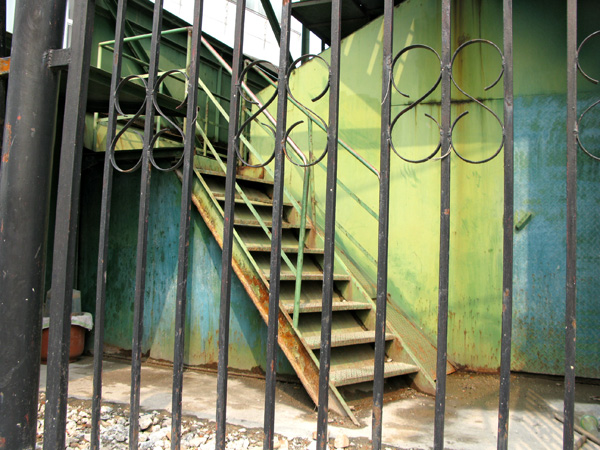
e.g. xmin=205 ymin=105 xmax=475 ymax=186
xmin=576 ymin=30 xmax=600 ymax=160
xmin=109 ymin=69 xmax=189 ymax=173
xmin=388 ymin=39 xmax=506 ymax=164
xmin=284 ymin=54 xmax=330 ymax=167
xmin=235 ymin=59 xmax=277 ymax=167
xmin=450 ymin=39 xmax=505 ymax=164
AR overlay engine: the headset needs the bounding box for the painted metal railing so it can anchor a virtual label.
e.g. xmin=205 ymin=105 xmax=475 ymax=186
xmin=95 ymin=24 xmax=380 ymax=325
xmin=373 ymin=1 xmax=514 ymax=448
xmin=14 ymin=1 xmax=594 ymax=450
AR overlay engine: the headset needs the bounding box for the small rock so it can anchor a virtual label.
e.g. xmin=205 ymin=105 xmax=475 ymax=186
xmin=305 ymin=441 xmax=317 ymax=450
xmin=333 ymin=433 xmax=349 ymax=449
xmin=189 ymin=436 xmax=203 ymax=447
xmin=100 ymin=406 xmax=113 ymax=414
xmin=201 ymin=438 xmax=216 ymax=450
xmin=140 ymin=415 xmax=153 ymax=431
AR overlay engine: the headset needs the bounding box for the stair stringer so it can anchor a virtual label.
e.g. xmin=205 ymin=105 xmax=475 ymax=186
xmin=178 ymin=170 xmax=358 ymax=422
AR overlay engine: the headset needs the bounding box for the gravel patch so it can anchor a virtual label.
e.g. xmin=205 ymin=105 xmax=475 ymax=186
xmin=35 ymin=393 xmax=375 ymax=450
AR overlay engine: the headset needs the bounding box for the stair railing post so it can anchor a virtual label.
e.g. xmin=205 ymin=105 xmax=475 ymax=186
xmin=293 ymin=119 xmax=313 ymax=329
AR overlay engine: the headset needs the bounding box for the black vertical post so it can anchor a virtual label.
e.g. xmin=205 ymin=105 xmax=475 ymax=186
xmin=497 ymin=1 xmax=514 ymax=449
xmin=564 ymin=1 xmax=578 ymax=449
xmin=301 ymin=25 xmax=309 ymax=57
xmin=43 ymin=1 xmax=96 ymax=449
xmin=263 ymin=1 xmax=292 ymax=449
xmin=433 ymin=0 xmax=451 ymax=449
xmin=216 ymin=0 xmax=246 ymax=448
xmin=91 ymin=1 xmax=128 ymax=448
xmin=316 ymin=0 xmax=341 ymax=448
xmin=0 ymin=1 xmax=66 ymax=449
xmin=171 ymin=6 xmax=203 ymax=450
xmin=0 ymin=0 xmax=7 ymax=136
xmin=372 ymin=0 xmax=393 ymax=449
xmin=129 ymin=1 xmax=164 ymax=448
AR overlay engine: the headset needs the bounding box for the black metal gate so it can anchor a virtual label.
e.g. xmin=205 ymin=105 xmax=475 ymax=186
xmin=0 ymin=0 xmax=597 ymax=449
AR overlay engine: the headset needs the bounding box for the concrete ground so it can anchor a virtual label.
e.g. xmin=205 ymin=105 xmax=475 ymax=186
xmin=40 ymin=357 xmax=600 ymax=449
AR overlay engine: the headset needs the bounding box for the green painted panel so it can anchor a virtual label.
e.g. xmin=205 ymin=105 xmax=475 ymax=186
xmin=78 ymin=166 xmax=293 ymax=374
xmin=249 ymin=0 xmax=600 ymax=374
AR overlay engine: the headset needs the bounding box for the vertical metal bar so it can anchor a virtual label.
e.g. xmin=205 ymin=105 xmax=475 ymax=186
xmin=564 ymin=1 xmax=578 ymax=449
xmin=129 ymin=1 xmax=164 ymax=447
xmin=372 ymin=0 xmax=393 ymax=448
xmin=0 ymin=0 xmax=7 ymax=138
xmin=497 ymin=1 xmax=514 ymax=449
xmin=215 ymin=67 xmax=223 ymax=140
xmin=263 ymin=3 xmax=292 ymax=447
xmin=316 ymin=0 xmax=342 ymax=447
xmin=0 ymin=1 xmax=66 ymax=448
xmin=293 ymin=167 xmax=310 ymax=329
xmin=171 ymin=3 xmax=203 ymax=450
xmin=215 ymin=0 xmax=246 ymax=447
xmin=91 ymin=1 xmax=128 ymax=448
xmin=43 ymin=1 xmax=96 ymax=449
xmin=301 ymin=25 xmax=310 ymax=57
xmin=433 ymin=0 xmax=452 ymax=448
xmin=293 ymin=117 xmax=314 ymax=328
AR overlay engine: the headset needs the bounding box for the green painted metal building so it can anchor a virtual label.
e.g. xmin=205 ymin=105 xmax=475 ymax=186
xmin=71 ymin=0 xmax=599 ymax=381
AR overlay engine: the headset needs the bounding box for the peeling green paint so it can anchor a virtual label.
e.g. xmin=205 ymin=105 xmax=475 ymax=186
xmin=249 ymin=0 xmax=600 ymax=375
xmin=78 ymin=167 xmax=293 ymax=374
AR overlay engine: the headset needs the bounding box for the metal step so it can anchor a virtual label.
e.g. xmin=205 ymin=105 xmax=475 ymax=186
xmin=229 ymin=205 xmax=301 ymax=229
xmin=302 ymin=331 xmax=394 ymax=349
xmin=205 ymin=177 xmax=293 ymax=208
xmin=253 ymin=253 xmax=351 ymax=281
xmin=331 ymin=361 xmax=420 ymax=387
xmin=195 ymin=166 xmax=274 ymax=185
xmin=237 ymin=228 xmax=323 ymax=254
xmin=280 ymin=299 xmax=370 ymax=314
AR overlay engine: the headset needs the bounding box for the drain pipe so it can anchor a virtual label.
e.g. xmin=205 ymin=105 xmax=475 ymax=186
xmin=0 ymin=1 xmax=66 ymax=448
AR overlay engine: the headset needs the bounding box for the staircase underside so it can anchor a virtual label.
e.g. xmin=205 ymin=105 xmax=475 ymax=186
xmin=178 ymin=154 xmax=455 ymax=424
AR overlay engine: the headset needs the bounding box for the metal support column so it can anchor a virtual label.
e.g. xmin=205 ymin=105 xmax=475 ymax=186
xmin=0 ymin=0 xmax=66 ymax=448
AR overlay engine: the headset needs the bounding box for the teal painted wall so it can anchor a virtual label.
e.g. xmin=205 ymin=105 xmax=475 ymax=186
xmin=249 ymin=0 xmax=600 ymax=375
xmin=78 ymin=166 xmax=293 ymax=375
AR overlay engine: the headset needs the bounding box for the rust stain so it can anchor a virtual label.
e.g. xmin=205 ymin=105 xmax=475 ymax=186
xmin=0 ymin=57 xmax=9 ymax=75
xmin=444 ymin=208 xmax=450 ymax=215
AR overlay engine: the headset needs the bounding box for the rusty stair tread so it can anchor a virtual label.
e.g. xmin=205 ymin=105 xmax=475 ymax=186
xmin=278 ymin=281 xmax=345 ymax=303
xmin=195 ymin=166 xmax=274 ymax=185
xmin=254 ymin=253 xmax=351 ymax=281
xmin=232 ymin=207 xmax=304 ymax=229
xmin=302 ymin=331 xmax=394 ymax=349
xmin=330 ymin=361 xmax=420 ymax=387
xmin=280 ymin=300 xmax=370 ymax=314
xmin=237 ymin=228 xmax=323 ymax=254
xmin=206 ymin=179 xmax=293 ymax=207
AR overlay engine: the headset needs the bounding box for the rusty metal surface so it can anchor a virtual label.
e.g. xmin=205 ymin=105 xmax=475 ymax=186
xmin=179 ymin=170 xmax=349 ymax=419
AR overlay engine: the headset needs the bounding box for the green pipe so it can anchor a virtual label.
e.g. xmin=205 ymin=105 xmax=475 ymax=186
xmin=293 ymin=167 xmax=311 ymax=328
xmin=293 ymin=118 xmax=314 ymax=328
xmin=98 ymin=27 xmax=189 ymax=47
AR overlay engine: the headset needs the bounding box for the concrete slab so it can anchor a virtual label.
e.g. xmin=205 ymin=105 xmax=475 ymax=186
xmin=39 ymin=357 xmax=600 ymax=449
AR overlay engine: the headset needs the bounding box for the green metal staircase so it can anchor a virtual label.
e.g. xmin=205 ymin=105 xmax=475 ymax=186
xmin=180 ymin=149 xmax=450 ymax=423
xmin=91 ymin=18 xmax=453 ymax=423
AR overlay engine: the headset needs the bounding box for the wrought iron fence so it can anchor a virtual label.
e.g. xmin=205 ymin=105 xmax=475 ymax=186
xmin=0 ymin=0 xmax=598 ymax=449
